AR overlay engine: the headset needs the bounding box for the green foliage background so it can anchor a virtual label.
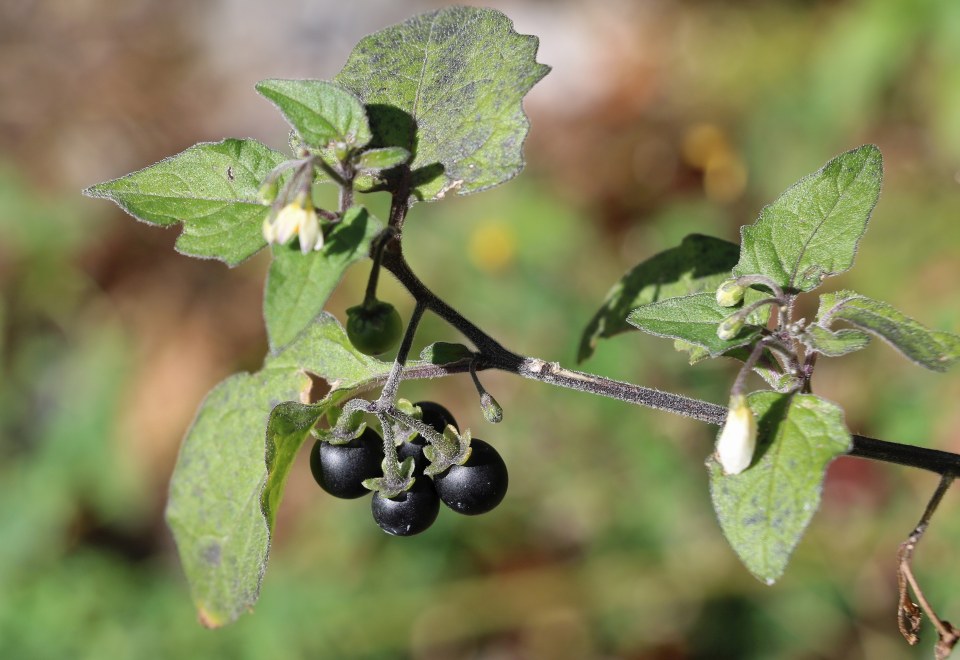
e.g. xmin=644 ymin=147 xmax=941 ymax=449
xmin=2 ymin=0 xmax=960 ymax=658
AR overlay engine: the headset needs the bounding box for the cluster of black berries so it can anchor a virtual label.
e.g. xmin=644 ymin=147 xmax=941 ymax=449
xmin=309 ymin=402 xmax=508 ymax=536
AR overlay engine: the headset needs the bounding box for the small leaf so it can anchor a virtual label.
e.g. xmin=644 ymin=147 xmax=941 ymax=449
xmin=84 ymin=139 xmax=287 ymax=266
xmin=734 ymin=145 xmax=883 ymax=292
xmin=166 ymin=314 xmax=391 ymax=627
xmin=708 ymin=392 xmax=852 ymax=583
xmin=419 ymin=342 xmax=474 ymax=364
xmin=262 ymin=401 xmax=328 ymax=533
xmin=255 ymin=79 xmax=372 ymax=149
xmin=799 ymin=324 xmax=871 ymax=357
xmin=818 ymin=291 xmax=960 ymax=371
xmin=356 ymin=147 xmax=411 ymax=172
xmin=264 ymin=206 xmax=384 ymax=351
xmin=580 ymin=234 xmax=740 ymax=361
xmin=627 ymin=292 xmax=768 ymax=357
xmin=335 ymin=6 xmax=549 ymax=202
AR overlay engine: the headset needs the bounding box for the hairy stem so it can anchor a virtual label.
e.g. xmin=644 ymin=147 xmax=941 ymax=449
xmin=375 ymin=241 xmax=960 ymax=477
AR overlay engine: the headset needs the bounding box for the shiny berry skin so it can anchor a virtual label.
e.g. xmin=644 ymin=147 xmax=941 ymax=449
xmin=345 ymin=300 xmax=403 ymax=356
xmin=397 ymin=401 xmax=459 ymax=474
xmin=310 ymin=428 xmax=384 ymax=499
xmin=371 ymin=477 xmax=440 ymax=536
xmin=433 ymin=439 xmax=508 ymax=515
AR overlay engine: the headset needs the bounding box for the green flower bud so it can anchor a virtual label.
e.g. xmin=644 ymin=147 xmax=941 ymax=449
xmin=717 ymin=314 xmax=745 ymax=341
xmin=716 ymin=394 xmax=757 ymax=475
xmin=480 ymin=392 xmax=503 ymax=424
xmin=716 ymin=279 xmax=746 ymax=307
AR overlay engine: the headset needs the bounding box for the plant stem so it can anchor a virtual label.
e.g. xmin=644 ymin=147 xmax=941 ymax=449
xmin=376 ymin=243 xmax=960 ymax=477
xmin=376 ymin=301 xmax=425 ymax=408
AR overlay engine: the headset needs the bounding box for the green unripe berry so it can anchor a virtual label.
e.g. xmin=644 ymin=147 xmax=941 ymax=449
xmin=716 ymin=279 xmax=746 ymax=307
xmin=346 ymin=300 xmax=403 ymax=355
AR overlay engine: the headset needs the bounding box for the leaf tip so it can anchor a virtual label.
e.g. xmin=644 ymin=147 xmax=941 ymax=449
xmin=196 ymin=606 xmax=226 ymax=629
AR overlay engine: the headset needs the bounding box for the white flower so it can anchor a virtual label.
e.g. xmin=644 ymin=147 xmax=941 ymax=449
xmin=263 ymin=197 xmax=324 ymax=253
xmin=716 ymin=394 xmax=757 ymax=475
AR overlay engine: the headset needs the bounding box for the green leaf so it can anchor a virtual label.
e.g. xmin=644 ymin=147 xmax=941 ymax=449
xmin=255 ymin=79 xmax=372 ymax=149
xmin=708 ymin=392 xmax=852 ymax=584
xmin=165 ymin=314 xmax=391 ymax=627
xmin=356 ymin=147 xmax=411 ymax=172
xmin=264 ymin=206 xmax=383 ymax=351
xmin=83 ymin=139 xmax=287 ymax=266
xmin=579 ymin=234 xmax=740 ymax=362
xmin=799 ymin=324 xmax=871 ymax=357
xmin=335 ymin=6 xmax=549 ymax=202
xmin=419 ymin=342 xmax=474 ymax=364
xmin=733 ymin=145 xmax=883 ymax=292
xmin=627 ymin=292 xmax=769 ymax=357
xmin=817 ymin=291 xmax=960 ymax=371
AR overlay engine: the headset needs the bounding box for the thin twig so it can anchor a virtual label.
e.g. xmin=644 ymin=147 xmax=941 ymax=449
xmin=896 ymin=475 xmax=957 ymax=653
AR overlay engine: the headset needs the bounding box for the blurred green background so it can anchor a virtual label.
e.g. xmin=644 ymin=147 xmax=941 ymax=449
xmin=2 ymin=0 xmax=959 ymax=658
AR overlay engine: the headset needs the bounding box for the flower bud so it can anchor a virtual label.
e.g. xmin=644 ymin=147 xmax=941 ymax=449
xmin=716 ymin=394 xmax=757 ymax=475
xmin=480 ymin=392 xmax=503 ymax=424
xmin=716 ymin=279 xmax=746 ymax=307
xmin=717 ymin=314 xmax=745 ymax=341
xmin=298 ymin=205 xmax=323 ymax=254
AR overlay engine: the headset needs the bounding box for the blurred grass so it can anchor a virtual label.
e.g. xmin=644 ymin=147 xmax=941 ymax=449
xmin=2 ymin=0 xmax=960 ymax=658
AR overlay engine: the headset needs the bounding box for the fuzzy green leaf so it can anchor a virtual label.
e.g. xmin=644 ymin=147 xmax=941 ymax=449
xmin=579 ymin=234 xmax=740 ymax=362
xmin=708 ymin=392 xmax=851 ymax=584
xmin=734 ymin=145 xmax=883 ymax=292
xmin=165 ymin=314 xmax=390 ymax=627
xmin=83 ymin=139 xmax=287 ymax=266
xmin=335 ymin=6 xmax=549 ymax=202
xmin=256 ymin=79 xmax=372 ymax=149
xmin=818 ymin=291 xmax=960 ymax=371
xmin=264 ymin=206 xmax=383 ymax=351
xmin=356 ymin=147 xmax=411 ymax=172
xmin=627 ymin=292 xmax=770 ymax=357
xmin=799 ymin=324 xmax=871 ymax=357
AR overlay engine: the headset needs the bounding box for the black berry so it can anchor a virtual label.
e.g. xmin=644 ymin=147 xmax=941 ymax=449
xmin=433 ymin=439 xmax=508 ymax=515
xmin=310 ymin=428 xmax=384 ymax=499
xmin=371 ymin=477 xmax=440 ymax=536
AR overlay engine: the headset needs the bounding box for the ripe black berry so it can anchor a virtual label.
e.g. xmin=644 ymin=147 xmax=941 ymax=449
xmin=433 ymin=439 xmax=508 ymax=515
xmin=371 ymin=477 xmax=440 ymax=536
xmin=397 ymin=401 xmax=458 ymax=474
xmin=310 ymin=428 xmax=384 ymax=499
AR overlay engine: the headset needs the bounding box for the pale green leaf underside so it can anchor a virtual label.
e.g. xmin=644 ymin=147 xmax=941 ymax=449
xmin=818 ymin=291 xmax=960 ymax=371
xmin=335 ymin=6 xmax=549 ymax=202
xmin=264 ymin=206 xmax=383 ymax=352
xmin=83 ymin=139 xmax=286 ymax=266
xmin=579 ymin=234 xmax=740 ymax=362
xmin=356 ymin=146 xmax=411 ymax=172
xmin=165 ymin=314 xmax=391 ymax=627
xmin=734 ymin=145 xmax=882 ymax=292
xmin=799 ymin=324 xmax=871 ymax=357
xmin=627 ymin=292 xmax=770 ymax=357
xmin=256 ymin=79 xmax=372 ymax=149
xmin=709 ymin=392 xmax=852 ymax=583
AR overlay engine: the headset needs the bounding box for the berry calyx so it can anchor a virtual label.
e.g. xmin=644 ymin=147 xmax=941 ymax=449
xmin=397 ymin=401 xmax=458 ymax=474
xmin=371 ymin=477 xmax=440 ymax=536
xmin=310 ymin=427 xmax=384 ymax=499
xmin=346 ymin=300 xmax=403 ymax=356
xmin=433 ymin=438 xmax=508 ymax=515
